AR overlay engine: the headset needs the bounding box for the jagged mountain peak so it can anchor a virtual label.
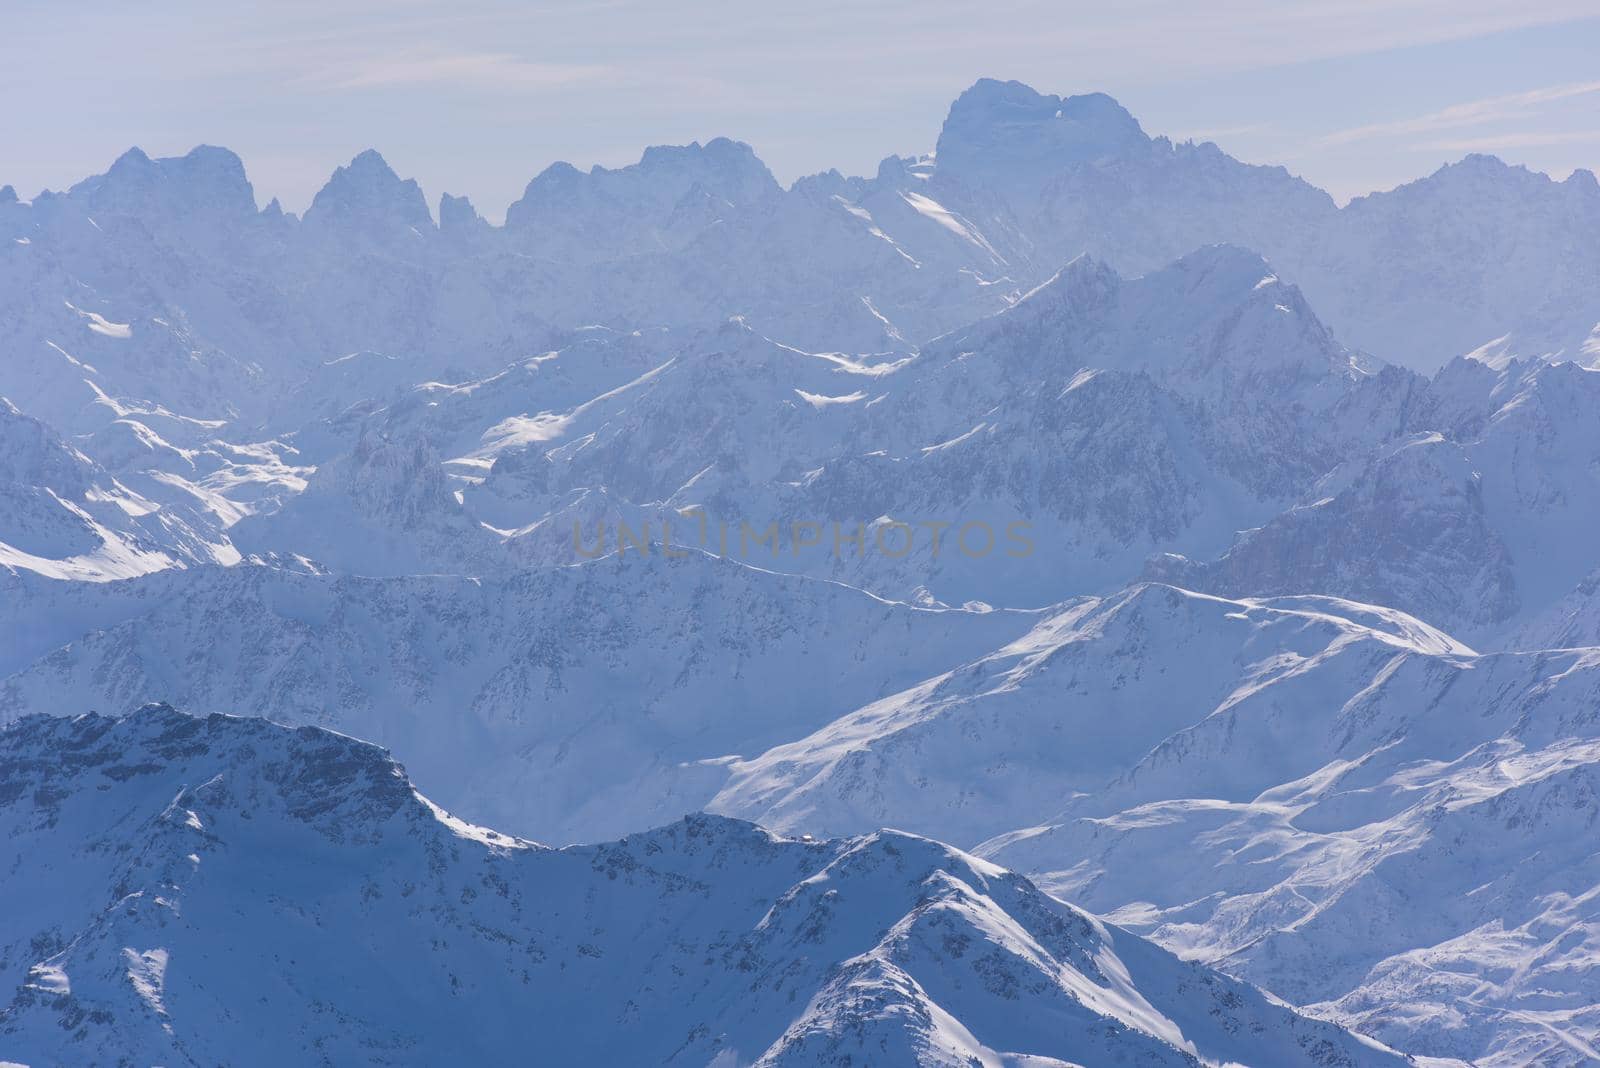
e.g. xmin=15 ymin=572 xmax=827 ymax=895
xmin=639 ymin=135 xmax=771 ymax=173
xmin=438 ymin=191 xmax=488 ymax=236
xmin=1007 ymin=250 xmax=1123 ymax=317
xmin=226 ymin=428 xmax=512 ymax=576
xmin=957 ymin=242 xmax=1341 ymax=394
xmin=314 ymin=429 xmax=456 ymax=524
xmin=1148 ymin=244 xmax=1329 ymax=333
xmin=5 ymin=69 xmax=1600 ymax=1068
xmin=935 ymin=78 xmax=1149 ymax=184
xmin=1566 ymin=166 xmax=1600 ymax=192
xmin=1156 ymin=241 xmax=1275 ymax=286
xmin=0 ymin=396 xmax=95 ymax=493
xmin=2 ymin=702 xmax=420 ymax=835
xmin=515 ymin=157 xmax=584 ymax=196
xmin=304 ymin=148 xmax=434 ymax=234
xmin=631 ymin=137 xmax=781 ymax=204
xmin=1485 ymin=356 xmax=1600 ymax=435
xmin=1350 ymin=150 xmax=1577 ymax=210
xmin=0 ymin=704 xmax=1412 ymax=1067
xmin=505 ymin=136 xmax=779 ymax=231
xmin=1432 ymin=152 xmax=1590 ymax=198
xmin=63 ymin=143 xmax=257 ymax=220
xmin=103 ymin=145 xmax=154 ymax=174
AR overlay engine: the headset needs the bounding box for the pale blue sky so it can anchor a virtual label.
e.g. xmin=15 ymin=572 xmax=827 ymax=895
xmin=3 ymin=1 xmax=1597 ymax=220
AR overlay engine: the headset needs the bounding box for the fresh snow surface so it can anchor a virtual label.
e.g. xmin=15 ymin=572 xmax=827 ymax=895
xmin=3 ymin=75 xmax=1599 ymax=1067
xmin=0 ymin=553 xmax=1037 ymax=843
xmin=0 ymin=706 xmax=1410 ymax=1067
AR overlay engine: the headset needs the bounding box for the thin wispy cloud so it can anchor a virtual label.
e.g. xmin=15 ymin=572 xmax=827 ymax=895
xmin=1421 ymin=129 xmax=1600 ymax=152
xmin=308 ymin=51 xmax=616 ymax=91
xmin=1317 ymin=79 xmax=1600 ymax=146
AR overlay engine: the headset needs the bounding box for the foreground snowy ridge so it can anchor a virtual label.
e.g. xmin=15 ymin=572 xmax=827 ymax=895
xmin=708 ymin=583 xmax=1600 ymax=1066
xmin=0 ymin=706 xmax=1411 ymax=1066
xmin=7 ymin=575 xmax=1597 ymax=1063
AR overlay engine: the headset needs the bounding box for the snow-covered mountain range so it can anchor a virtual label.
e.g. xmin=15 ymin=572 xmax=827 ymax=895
xmin=3 ymin=78 xmax=1595 ymax=439
xmin=3 ymin=76 xmax=1599 ymax=1066
xmin=711 ymin=584 xmax=1600 ymax=1067
xmin=9 ymin=575 xmax=1595 ymax=1063
xmin=0 ymin=705 xmax=1409 ymax=1067
xmin=0 ymin=554 xmax=1035 ymax=844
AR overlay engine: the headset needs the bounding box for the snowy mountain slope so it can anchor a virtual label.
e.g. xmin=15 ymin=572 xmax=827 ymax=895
xmin=503 ymin=137 xmax=785 ymax=263
xmin=834 ymin=243 xmax=1385 ymax=487
xmin=17 ymin=234 xmax=1432 ymax=666
xmin=0 ymin=147 xmax=288 ymax=436
xmin=496 ymin=135 xmax=1006 ymax=352
xmin=902 ymin=80 xmax=1336 ymax=283
xmin=297 ymin=323 xmax=672 ymax=468
xmin=0 ymin=554 xmax=1034 ymax=843
xmin=705 ymin=584 xmax=1476 ymax=844
xmin=1284 ymin=156 xmax=1600 ymax=373
xmin=5 ymin=77 xmax=1595 ymax=452
xmin=772 ymin=247 xmax=1395 ymax=603
xmin=819 ymin=78 xmax=1600 ymax=372
xmin=1512 ymin=567 xmax=1600 ymax=649
xmin=0 ymin=705 xmax=1415 ymax=1067
xmin=0 ymin=397 xmax=236 ymax=580
xmin=227 ymin=429 xmax=515 ymax=577
xmin=0 ymin=144 xmax=552 ymax=443
xmin=279 ymin=246 xmax=1404 ymax=604
xmin=942 ymin=81 xmax=1600 ymax=373
xmin=5 ymin=74 xmax=1600 ymax=1068
xmin=3 ymin=568 xmax=1583 ymax=1061
xmin=1157 ymin=354 xmax=1600 ymax=642
xmin=696 ymin=582 xmax=1600 ymax=1066
xmin=1147 ymin=431 xmax=1521 ymax=636
xmin=283 ymin=150 xmax=571 ymax=376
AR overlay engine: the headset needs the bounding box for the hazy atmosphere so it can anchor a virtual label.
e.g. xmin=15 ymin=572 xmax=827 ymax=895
xmin=5 ymin=5 xmax=1600 ymax=1065
xmin=5 ymin=1 xmax=1600 ymax=217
